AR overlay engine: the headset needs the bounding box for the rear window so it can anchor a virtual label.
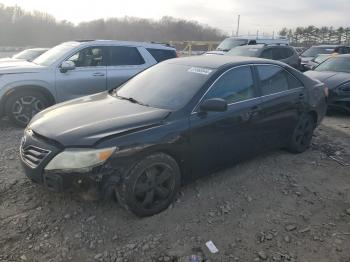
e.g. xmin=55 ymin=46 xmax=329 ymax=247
xmin=226 ymin=46 xmax=261 ymax=57
xmin=272 ymin=47 xmax=294 ymax=60
xmin=301 ymin=47 xmax=335 ymax=58
xmin=147 ymin=48 xmax=177 ymax=62
xmin=108 ymin=46 xmax=145 ymax=66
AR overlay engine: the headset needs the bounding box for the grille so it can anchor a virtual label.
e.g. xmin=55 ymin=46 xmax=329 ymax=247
xmin=21 ymin=145 xmax=51 ymax=168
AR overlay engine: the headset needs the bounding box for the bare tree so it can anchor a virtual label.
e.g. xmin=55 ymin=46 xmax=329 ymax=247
xmin=0 ymin=4 xmax=225 ymax=47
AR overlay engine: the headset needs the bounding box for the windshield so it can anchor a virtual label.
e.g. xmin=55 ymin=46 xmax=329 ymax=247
xmin=315 ymin=57 xmax=350 ymax=73
xmin=226 ymin=46 xmax=261 ymax=57
xmin=115 ymin=63 xmax=215 ymax=110
xmin=313 ymin=55 xmax=331 ymax=64
xmin=13 ymin=50 xmax=43 ymax=61
xmin=301 ymin=46 xmax=335 ymax=58
xmin=33 ymin=42 xmax=80 ymax=66
xmin=217 ymin=38 xmax=248 ymax=51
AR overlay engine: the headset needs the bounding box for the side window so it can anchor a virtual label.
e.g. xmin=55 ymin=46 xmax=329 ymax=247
xmin=285 ymin=48 xmax=294 ymax=58
xmin=272 ymin=48 xmax=286 ymax=60
xmin=257 ymin=65 xmax=303 ymax=96
xmin=108 ymin=46 xmax=145 ymax=66
xmin=146 ymin=48 xmax=177 ymax=62
xmin=67 ymin=47 xmax=104 ymax=67
xmin=261 ymin=49 xmax=273 ymax=59
xmin=204 ymin=66 xmax=255 ymax=104
xmin=343 ymin=47 xmax=350 ymax=54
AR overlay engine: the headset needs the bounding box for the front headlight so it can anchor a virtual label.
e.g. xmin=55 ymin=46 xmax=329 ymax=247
xmin=45 ymin=147 xmax=116 ymax=171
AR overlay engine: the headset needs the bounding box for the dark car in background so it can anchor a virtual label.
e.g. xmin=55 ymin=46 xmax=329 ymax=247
xmin=20 ymin=56 xmax=327 ymax=217
xmin=300 ymin=45 xmax=350 ymax=71
xmin=206 ymin=36 xmax=289 ymax=55
xmin=0 ymin=48 xmax=49 ymax=63
xmin=226 ymin=44 xmax=300 ymax=69
xmin=305 ymin=55 xmax=350 ymax=112
xmin=303 ymin=54 xmax=334 ymax=71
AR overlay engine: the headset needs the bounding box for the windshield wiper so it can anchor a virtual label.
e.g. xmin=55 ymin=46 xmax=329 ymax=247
xmin=115 ymin=95 xmax=150 ymax=107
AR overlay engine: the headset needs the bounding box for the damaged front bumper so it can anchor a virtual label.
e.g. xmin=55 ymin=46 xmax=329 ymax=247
xmin=20 ymin=129 xmax=121 ymax=195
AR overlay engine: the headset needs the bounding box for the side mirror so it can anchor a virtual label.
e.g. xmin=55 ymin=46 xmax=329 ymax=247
xmin=199 ymin=98 xmax=228 ymax=112
xmin=60 ymin=61 xmax=75 ymax=73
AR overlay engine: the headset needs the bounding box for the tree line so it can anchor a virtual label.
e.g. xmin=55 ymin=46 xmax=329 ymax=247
xmin=0 ymin=4 xmax=225 ymax=47
xmin=279 ymin=26 xmax=350 ymax=47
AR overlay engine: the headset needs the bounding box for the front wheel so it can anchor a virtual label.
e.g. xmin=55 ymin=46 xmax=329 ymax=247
xmin=5 ymin=91 xmax=50 ymax=127
xmin=287 ymin=114 xmax=315 ymax=153
xmin=116 ymin=153 xmax=181 ymax=217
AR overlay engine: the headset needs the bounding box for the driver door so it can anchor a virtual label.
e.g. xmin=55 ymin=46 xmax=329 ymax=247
xmin=189 ymin=65 xmax=263 ymax=175
xmin=55 ymin=46 xmax=107 ymax=102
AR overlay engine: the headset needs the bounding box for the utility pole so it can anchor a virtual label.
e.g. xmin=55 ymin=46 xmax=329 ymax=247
xmin=236 ymin=15 xmax=240 ymax=37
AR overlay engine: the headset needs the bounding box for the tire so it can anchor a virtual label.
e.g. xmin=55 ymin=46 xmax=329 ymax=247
xmin=116 ymin=153 xmax=181 ymax=217
xmin=5 ymin=91 xmax=50 ymax=127
xmin=287 ymin=113 xmax=315 ymax=154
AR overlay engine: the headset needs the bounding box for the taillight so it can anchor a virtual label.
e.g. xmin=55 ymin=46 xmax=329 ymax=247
xmin=324 ymin=86 xmax=329 ymax=97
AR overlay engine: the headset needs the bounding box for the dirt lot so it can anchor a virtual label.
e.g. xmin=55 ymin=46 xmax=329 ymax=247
xmin=0 ymin=114 xmax=350 ymax=262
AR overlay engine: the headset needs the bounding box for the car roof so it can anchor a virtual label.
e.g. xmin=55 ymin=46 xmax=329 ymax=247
xmin=235 ymin=44 xmax=291 ymax=49
xmin=26 ymin=48 xmax=50 ymax=51
xmin=313 ymin=45 xmax=347 ymax=48
xmin=164 ymin=55 xmax=282 ymax=69
xmin=67 ymin=40 xmax=175 ymax=50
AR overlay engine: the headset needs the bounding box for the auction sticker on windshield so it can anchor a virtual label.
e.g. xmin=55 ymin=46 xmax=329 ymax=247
xmin=188 ymin=67 xmax=213 ymax=75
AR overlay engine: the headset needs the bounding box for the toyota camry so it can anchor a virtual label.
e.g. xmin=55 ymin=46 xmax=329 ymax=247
xmin=20 ymin=56 xmax=327 ymax=217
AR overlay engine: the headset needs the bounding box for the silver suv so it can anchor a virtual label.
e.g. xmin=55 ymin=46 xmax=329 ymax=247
xmin=0 ymin=40 xmax=177 ymax=126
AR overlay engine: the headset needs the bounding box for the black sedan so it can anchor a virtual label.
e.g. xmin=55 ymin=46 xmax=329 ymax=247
xmin=20 ymin=56 xmax=327 ymax=217
xmin=305 ymin=55 xmax=350 ymax=112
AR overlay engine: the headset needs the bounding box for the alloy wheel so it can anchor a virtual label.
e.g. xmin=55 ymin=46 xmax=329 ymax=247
xmin=294 ymin=117 xmax=313 ymax=146
xmin=11 ymin=96 xmax=46 ymax=125
xmin=132 ymin=163 xmax=175 ymax=210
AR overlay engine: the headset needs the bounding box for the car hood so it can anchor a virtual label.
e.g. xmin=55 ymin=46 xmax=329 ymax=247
xmin=0 ymin=61 xmax=46 ymax=74
xmin=29 ymin=92 xmax=171 ymax=147
xmin=304 ymin=70 xmax=350 ymax=89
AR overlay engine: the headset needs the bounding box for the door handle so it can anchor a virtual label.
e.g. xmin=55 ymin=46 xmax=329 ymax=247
xmin=92 ymin=72 xmax=105 ymax=77
xmin=295 ymin=93 xmax=305 ymax=105
xmin=249 ymin=105 xmax=260 ymax=118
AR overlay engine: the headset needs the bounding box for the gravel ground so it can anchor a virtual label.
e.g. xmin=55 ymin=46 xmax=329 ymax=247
xmin=0 ymin=114 xmax=350 ymax=262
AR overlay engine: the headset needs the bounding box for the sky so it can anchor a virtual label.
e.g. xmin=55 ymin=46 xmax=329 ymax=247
xmin=1 ymin=0 xmax=350 ymax=35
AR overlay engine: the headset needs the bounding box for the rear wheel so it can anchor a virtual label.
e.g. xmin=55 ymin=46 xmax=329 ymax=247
xmin=5 ymin=91 xmax=50 ymax=127
xmin=287 ymin=114 xmax=315 ymax=153
xmin=116 ymin=153 xmax=181 ymax=217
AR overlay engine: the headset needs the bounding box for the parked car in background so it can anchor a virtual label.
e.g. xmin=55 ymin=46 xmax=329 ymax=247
xmin=226 ymin=44 xmax=300 ymax=69
xmin=305 ymin=54 xmax=350 ymax=112
xmin=0 ymin=40 xmax=177 ymax=126
xmin=0 ymin=48 xmax=49 ymax=63
xmin=300 ymin=45 xmax=350 ymax=71
xmin=206 ymin=36 xmax=289 ymax=55
xmin=21 ymin=56 xmax=327 ymax=217
xmin=303 ymin=54 xmax=334 ymax=71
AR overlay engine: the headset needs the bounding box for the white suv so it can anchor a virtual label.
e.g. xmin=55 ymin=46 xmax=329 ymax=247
xmin=0 ymin=40 xmax=176 ymax=126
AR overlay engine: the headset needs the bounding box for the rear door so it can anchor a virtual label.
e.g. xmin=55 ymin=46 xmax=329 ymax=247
xmin=106 ymin=46 xmax=151 ymax=90
xmin=55 ymin=46 xmax=107 ymax=102
xmin=254 ymin=64 xmax=306 ymax=148
xmin=190 ymin=65 xmax=263 ymax=174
